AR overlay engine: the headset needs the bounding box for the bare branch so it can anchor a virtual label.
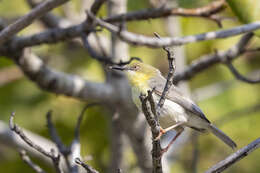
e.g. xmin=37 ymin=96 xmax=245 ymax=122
xmin=0 ymin=0 xmax=69 ymax=46
xmin=10 ymin=49 xmax=115 ymax=102
xmin=74 ymin=103 xmax=99 ymax=141
xmin=105 ymin=0 xmax=226 ymax=26
xmin=19 ymin=150 xmax=46 ymax=173
xmin=10 ymin=112 xmax=54 ymax=158
xmin=75 ymin=158 xmax=99 ymax=173
xmin=140 ymin=93 xmax=163 ymax=173
xmin=225 ymin=61 xmax=260 ymax=84
xmin=89 ymin=13 xmax=260 ymax=48
xmin=47 ymin=111 xmax=70 ymax=155
xmin=0 ymin=0 xmax=224 ymax=51
xmin=173 ymin=33 xmax=254 ymax=84
xmin=205 ymin=138 xmax=260 ymax=173
xmin=9 ymin=112 xmax=63 ymax=173
xmin=0 ymin=0 xmax=107 ymax=53
xmin=81 ymin=33 xmax=114 ymax=64
xmin=26 ymin=0 xmax=71 ymax=28
xmin=154 ymin=33 xmax=176 ymax=110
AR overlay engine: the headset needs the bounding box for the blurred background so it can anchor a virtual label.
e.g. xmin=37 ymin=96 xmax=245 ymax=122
xmin=0 ymin=0 xmax=260 ymax=172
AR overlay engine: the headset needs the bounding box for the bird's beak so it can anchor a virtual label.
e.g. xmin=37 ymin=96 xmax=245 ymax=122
xmin=109 ymin=65 xmax=128 ymax=71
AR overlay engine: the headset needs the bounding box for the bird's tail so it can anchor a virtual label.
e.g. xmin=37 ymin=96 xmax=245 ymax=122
xmin=207 ymin=124 xmax=237 ymax=149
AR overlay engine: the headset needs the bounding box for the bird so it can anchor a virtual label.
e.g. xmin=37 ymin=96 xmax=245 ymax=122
xmin=111 ymin=61 xmax=237 ymax=151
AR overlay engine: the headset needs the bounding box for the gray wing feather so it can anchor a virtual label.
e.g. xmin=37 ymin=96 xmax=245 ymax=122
xmin=148 ymin=75 xmax=210 ymax=123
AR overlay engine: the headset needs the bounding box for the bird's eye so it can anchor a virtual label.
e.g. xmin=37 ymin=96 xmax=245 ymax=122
xmin=132 ymin=65 xmax=139 ymax=70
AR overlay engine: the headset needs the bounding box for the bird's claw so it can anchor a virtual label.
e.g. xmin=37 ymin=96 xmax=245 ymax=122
xmin=154 ymin=127 xmax=165 ymax=141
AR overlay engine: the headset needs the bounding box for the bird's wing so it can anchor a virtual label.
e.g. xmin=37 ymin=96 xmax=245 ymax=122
xmin=148 ymin=75 xmax=210 ymax=123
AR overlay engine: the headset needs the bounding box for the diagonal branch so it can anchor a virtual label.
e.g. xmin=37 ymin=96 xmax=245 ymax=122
xmin=26 ymin=0 xmax=71 ymax=28
xmin=205 ymin=138 xmax=260 ymax=173
xmin=173 ymin=33 xmax=254 ymax=84
xmin=88 ymin=13 xmax=260 ymax=48
xmin=0 ymin=0 xmax=69 ymax=46
xmin=75 ymin=158 xmax=99 ymax=173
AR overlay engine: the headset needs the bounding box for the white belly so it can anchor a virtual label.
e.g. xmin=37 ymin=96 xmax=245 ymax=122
xmin=158 ymin=98 xmax=188 ymax=129
xmin=131 ymin=87 xmax=208 ymax=131
xmin=131 ymin=87 xmax=188 ymax=129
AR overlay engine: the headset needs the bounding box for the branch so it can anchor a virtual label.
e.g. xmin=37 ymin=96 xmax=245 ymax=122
xmin=154 ymin=33 xmax=176 ymax=110
xmin=47 ymin=111 xmax=70 ymax=155
xmin=89 ymin=13 xmax=260 ymax=48
xmin=74 ymin=103 xmax=99 ymax=140
xmin=9 ymin=112 xmax=63 ymax=173
xmin=10 ymin=49 xmax=115 ymax=102
xmin=173 ymin=33 xmax=254 ymax=84
xmin=75 ymin=158 xmax=99 ymax=173
xmin=205 ymin=138 xmax=260 ymax=173
xmin=9 ymin=112 xmax=55 ymax=158
xmin=0 ymin=120 xmax=57 ymax=165
xmin=82 ymin=33 xmax=141 ymax=65
xmin=26 ymin=0 xmax=71 ymax=28
xmin=71 ymin=103 xmax=100 ymax=173
xmin=225 ymin=61 xmax=260 ymax=84
xmin=140 ymin=93 xmax=163 ymax=173
xmin=19 ymin=150 xmax=46 ymax=173
xmin=0 ymin=0 xmax=69 ymax=46
xmin=0 ymin=0 xmax=107 ymax=53
xmin=0 ymin=1 xmax=231 ymax=51
xmin=105 ymin=0 xmax=226 ymax=26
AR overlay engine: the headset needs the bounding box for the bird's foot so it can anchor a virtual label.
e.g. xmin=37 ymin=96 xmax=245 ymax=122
xmin=154 ymin=127 xmax=165 ymax=141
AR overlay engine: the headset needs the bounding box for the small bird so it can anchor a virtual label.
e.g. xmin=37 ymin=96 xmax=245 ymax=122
xmin=111 ymin=61 xmax=237 ymax=151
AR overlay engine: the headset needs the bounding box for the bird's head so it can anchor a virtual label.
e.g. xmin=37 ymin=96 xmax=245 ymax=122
xmin=110 ymin=61 xmax=160 ymax=87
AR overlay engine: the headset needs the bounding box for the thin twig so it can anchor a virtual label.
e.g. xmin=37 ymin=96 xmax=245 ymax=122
xmin=225 ymin=61 xmax=260 ymax=84
xmin=82 ymin=33 xmax=141 ymax=65
xmin=47 ymin=111 xmax=70 ymax=156
xmin=205 ymin=138 xmax=260 ymax=173
xmin=74 ymin=103 xmax=99 ymax=140
xmin=19 ymin=150 xmax=46 ymax=173
xmin=154 ymin=33 xmax=176 ymax=110
xmin=10 ymin=112 xmax=54 ymax=158
xmin=9 ymin=112 xmax=63 ymax=173
xmin=75 ymin=158 xmax=99 ymax=173
xmin=0 ymin=0 xmax=69 ymax=46
xmin=81 ymin=33 xmax=114 ymax=64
